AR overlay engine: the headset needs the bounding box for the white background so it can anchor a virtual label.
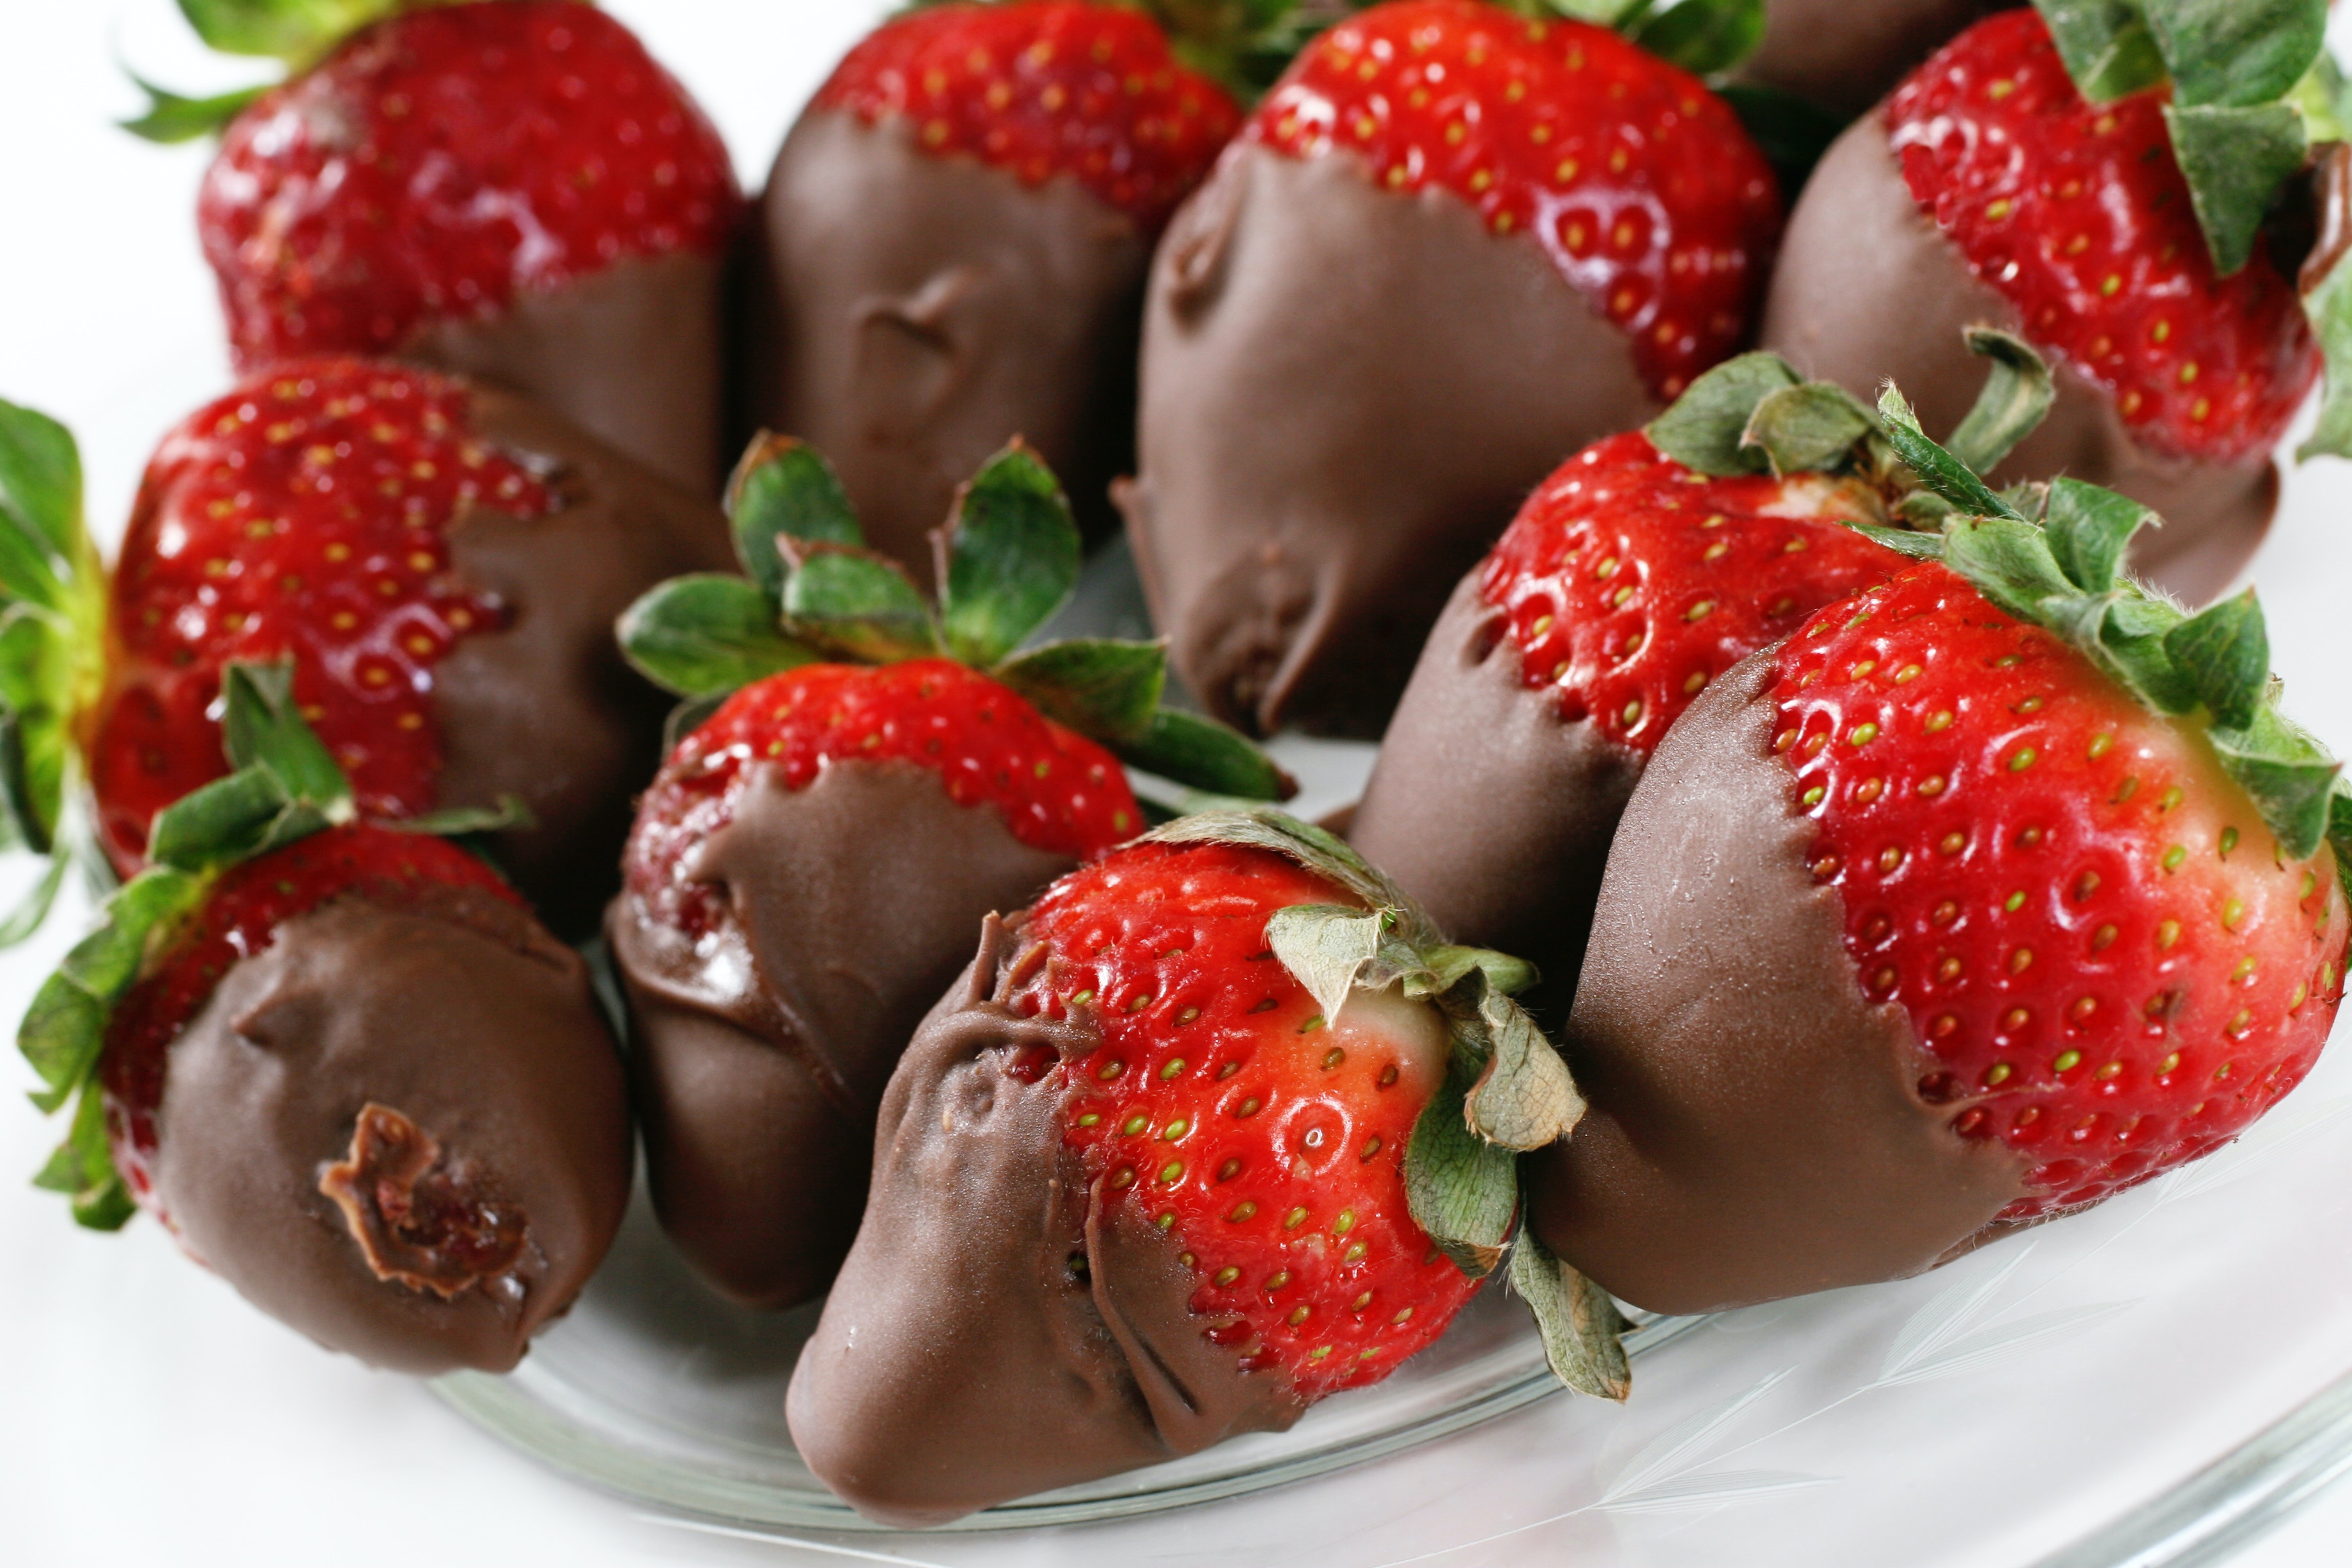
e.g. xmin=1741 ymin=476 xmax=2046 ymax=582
xmin=5 ymin=2 xmax=2352 ymax=1563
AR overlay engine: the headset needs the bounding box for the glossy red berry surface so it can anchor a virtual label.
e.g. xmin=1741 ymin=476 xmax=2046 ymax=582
xmin=89 ymin=361 xmax=548 ymax=873
xmin=623 ymin=660 xmax=1142 ymax=942
xmin=1884 ymin=9 xmax=2317 ymax=463
xmin=200 ymin=0 xmax=738 ymax=366
xmin=99 ymin=825 xmax=524 ymax=1211
xmin=1773 ymin=564 xmax=2348 ymax=1217
xmin=1483 ymin=432 xmax=1905 ymax=754
xmin=1251 ymin=0 xmax=1783 ymax=399
xmin=815 ymin=0 xmax=1240 ymax=234
xmin=1009 ymin=840 xmax=1475 ymax=1400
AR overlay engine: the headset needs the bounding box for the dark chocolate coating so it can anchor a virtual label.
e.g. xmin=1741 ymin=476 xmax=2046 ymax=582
xmin=607 ymin=760 xmax=1074 ymax=1309
xmin=405 ymin=252 xmax=728 ymax=494
xmin=1120 ymin=143 xmax=1659 ymax=740
xmin=1738 ymin=0 xmax=2002 ymax=118
xmin=153 ymin=890 xmax=631 ymax=1375
xmin=787 ymin=919 xmax=1306 ymax=1527
xmin=1349 ymin=572 xmax=1642 ymax=1009
xmin=1760 ymin=115 xmax=2277 ymax=607
xmin=744 ymin=111 xmax=1146 ymax=583
xmin=436 ymin=383 xmax=733 ymax=934
xmin=1527 ymin=652 xmax=2032 ymax=1314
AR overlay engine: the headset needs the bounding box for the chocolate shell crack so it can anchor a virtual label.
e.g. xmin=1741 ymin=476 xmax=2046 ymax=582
xmin=319 ymin=1103 xmax=528 ymax=1301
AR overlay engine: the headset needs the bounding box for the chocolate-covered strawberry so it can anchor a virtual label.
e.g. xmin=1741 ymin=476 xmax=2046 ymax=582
xmin=133 ymin=0 xmax=738 ymax=488
xmin=788 ymin=809 xmax=1618 ymax=1525
xmin=1762 ymin=4 xmax=2350 ymax=605
xmin=1354 ymin=330 xmax=2049 ymax=999
xmin=21 ymin=663 xmax=629 ymax=1374
xmin=37 ymin=362 xmax=730 ymax=933
xmin=1120 ymin=0 xmax=1784 ymax=738
xmin=1530 ymin=391 xmax=2351 ymax=1315
xmin=1737 ymin=0 xmax=2003 ymax=117
xmin=609 ymin=435 xmax=1289 ymax=1308
xmin=744 ymin=0 xmax=1256 ymax=581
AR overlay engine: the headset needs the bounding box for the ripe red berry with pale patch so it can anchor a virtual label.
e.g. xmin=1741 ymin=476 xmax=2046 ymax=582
xmin=1775 ymin=562 xmax=2349 ymax=1216
xmin=99 ymin=824 xmax=524 ymax=1216
xmin=816 ymin=0 xmax=1241 ymax=234
xmin=200 ymin=0 xmax=736 ymax=366
xmin=624 ymin=660 xmax=1143 ymax=943
xmin=87 ymin=361 xmax=549 ymax=873
xmin=1482 ymin=431 xmax=1909 ymax=752
xmin=1883 ymin=9 xmax=2317 ymax=464
xmin=1005 ymin=840 xmax=1476 ymax=1398
xmin=1253 ymin=0 xmax=1783 ymax=399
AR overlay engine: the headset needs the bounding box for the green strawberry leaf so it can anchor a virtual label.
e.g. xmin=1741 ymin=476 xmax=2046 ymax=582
xmin=1112 ymin=707 xmax=1297 ymax=802
xmin=1839 ymin=520 xmax=1947 ymax=560
xmin=991 ymin=638 xmax=1167 ymax=744
xmin=1877 ymin=385 xmax=2026 ymax=520
xmin=2096 ymin=593 xmax=2203 ymax=715
xmin=662 ymin=692 xmax=728 ymax=754
xmin=1740 ymin=382 xmax=1877 ymax=477
xmin=724 ymin=432 xmax=862 ymax=603
xmin=1510 ymin=1228 xmax=1632 ymax=1400
xmin=2165 ymin=101 xmax=2308 ymax=277
xmin=33 ymin=1080 xmax=134 ymax=1230
xmin=2288 ymin=52 xmax=2352 ymax=144
xmin=20 ymin=865 xmax=207 ymax=1112
xmin=1630 ymin=0 xmax=1765 ymax=77
xmin=2140 ymin=0 xmax=2328 ymax=111
xmin=1403 ymin=1046 xmax=1518 ymax=1279
xmin=1539 ymin=0 xmax=1653 ymax=26
xmin=389 ymin=795 xmax=533 ymax=838
xmin=1940 ymin=516 xmax=2077 ymax=622
xmin=174 ymin=0 xmax=401 ymax=62
xmin=219 ymin=660 xmax=352 ymax=816
xmin=119 ymin=70 xmax=268 ymax=144
xmin=1265 ymin=902 xmax=1395 ymax=1026
xmin=617 ymin=573 xmax=821 ymax=699
xmin=1146 ymin=806 xmax=1419 ymax=938
xmin=1944 ymin=328 xmax=2055 ymax=478
xmin=0 ymin=852 xmax=69 ymax=948
xmin=2163 ymin=588 xmax=2269 ymax=731
xmin=0 ymin=397 xmax=83 ymax=583
xmin=2032 ymin=0 xmax=2168 ymax=101
xmin=1714 ymin=82 xmax=1846 ymax=196
xmin=2298 ymin=157 xmax=2352 ymax=463
xmin=2043 ymin=477 xmax=2151 ymax=594
xmin=938 ymin=441 xmax=1082 ymax=669
xmin=1455 ymin=977 xmax=1583 ymax=1152
xmin=1646 ymin=352 xmax=1801 ymax=476
xmin=780 ymin=542 xmax=941 ymax=664
xmin=146 ymin=767 xmax=320 ymax=873
xmin=1420 ymin=942 xmax=1540 ymax=1000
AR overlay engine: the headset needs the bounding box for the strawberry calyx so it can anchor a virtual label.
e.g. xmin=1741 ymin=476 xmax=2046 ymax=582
xmin=619 ymin=434 xmax=1294 ymax=808
xmin=1870 ymin=381 xmax=2352 ymax=884
xmin=1142 ymin=804 xmax=1630 ymax=1399
xmin=17 ymin=659 xmax=523 ymax=1230
xmin=1491 ymin=0 xmax=1767 ymax=78
xmin=120 ymin=0 xmax=457 ymax=142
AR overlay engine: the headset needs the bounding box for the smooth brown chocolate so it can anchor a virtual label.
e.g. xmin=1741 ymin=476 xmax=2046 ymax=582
xmin=1526 ymin=652 xmax=2033 ymax=1315
xmin=786 ymin=918 xmax=1305 ymax=1527
xmin=1349 ymin=572 xmax=1643 ymax=1013
xmin=435 ymin=382 xmax=734 ymax=934
xmin=405 ymin=251 xmax=728 ymax=494
xmin=1737 ymin=0 xmax=2002 ymax=117
xmin=1760 ymin=117 xmax=2277 ymax=606
xmin=608 ymin=759 xmax=1075 ymax=1310
xmin=152 ymin=890 xmax=631 ymax=1375
xmin=743 ymin=111 xmax=1147 ymax=582
xmin=1120 ymin=142 xmax=1659 ymax=740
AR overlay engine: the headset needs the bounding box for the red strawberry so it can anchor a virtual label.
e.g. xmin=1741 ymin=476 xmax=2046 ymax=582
xmin=1121 ymin=0 xmax=1785 ymax=738
xmin=608 ymin=434 xmax=1288 ymax=1307
xmin=79 ymin=358 xmax=728 ymax=931
xmin=21 ymin=669 xmax=629 ymax=1374
xmin=787 ymin=810 xmax=1608 ymax=1526
xmin=1528 ymin=396 xmax=2352 ymax=1315
xmin=1762 ymin=7 xmax=2326 ymax=605
xmin=176 ymin=0 xmax=738 ymax=486
xmin=746 ymin=0 xmax=1244 ymax=579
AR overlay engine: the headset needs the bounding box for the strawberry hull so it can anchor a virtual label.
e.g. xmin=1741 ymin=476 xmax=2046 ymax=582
xmin=743 ymin=111 xmax=1150 ymax=583
xmin=1122 ymin=142 xmax=1659 ymax=737
xmin=1736 ymin=0 xmax=2002 ymax=116
xmin=786 ymin=921 xmax=1308 ymax=1527
xmin=1527 ymin=654 xmax=2034 ymax=1314
xmin=1762 ymin=117 xmax=2280 ymax=606
xmin=607 ymin=759 xmax=1075 ymax=1309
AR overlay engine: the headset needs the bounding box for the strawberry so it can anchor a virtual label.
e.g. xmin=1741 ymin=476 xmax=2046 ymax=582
xmin=1736 ymin=0 xmax=2004 ymax=117
xmin=787 ymin=808 xmax=1616 ymax=1526
xmin=607 ymin=433 xmax=1290 ymax=1307
xmin=143 ymin=0 xmax=739 ymax=487
xmin=20 ymin=663 xmax=630 ymax=1374
xmin=1354 ymin=332 xmax=2049 ymax=999
xmin=1528 ymin=380 xmax=2352 ymax=1316
xmin=1120 ymin=0 xmax=1786 ymax=738
xmin=59 ymin=360 xmax=730 ymax=932
xmin=746 ymin=0 xmax=1251 ymax=580
xmin=1761 ymin=4 xmax=2345 ymax=605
